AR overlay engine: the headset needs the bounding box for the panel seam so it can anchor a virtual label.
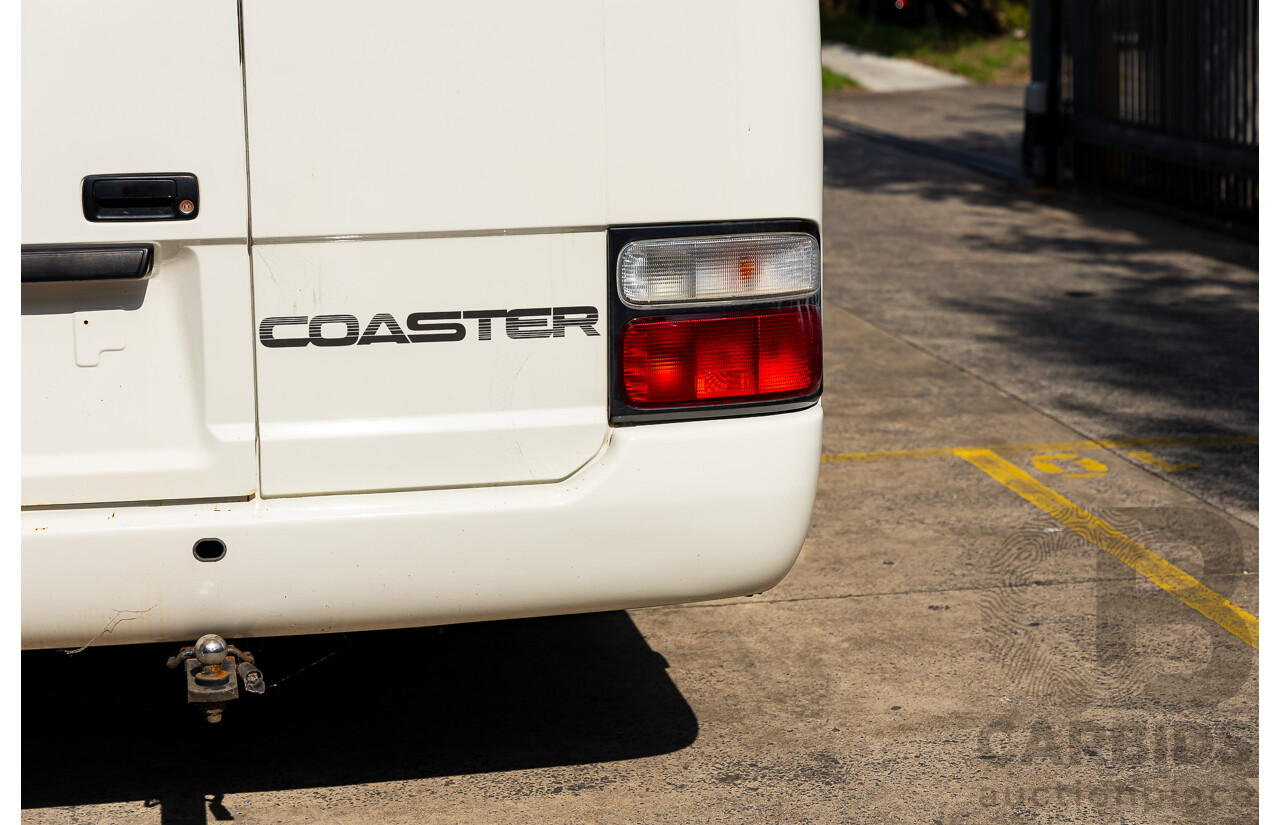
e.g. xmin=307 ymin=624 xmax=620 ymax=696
xmin=236 ymin=0 xmax=264 ymax=499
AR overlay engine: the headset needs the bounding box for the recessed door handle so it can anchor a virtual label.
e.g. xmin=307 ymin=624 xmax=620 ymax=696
xmin=21 ymin=244 xmax=154 ymax=283
xmin=82 ymin=173 xmax=198 ymax=221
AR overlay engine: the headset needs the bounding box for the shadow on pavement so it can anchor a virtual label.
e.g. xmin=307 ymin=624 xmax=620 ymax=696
xmin=822 ymin=129 xmax=1258 ymax=514
xmin=936 ymin=276 xmax=1257 ymax=419
xmin=824 ymin=93 xmax=1026 ymax=179
xmin=822 ymin=130 xmax=1258 ymax=272
xmin=22 ymin=612 xmax=697 ymax=823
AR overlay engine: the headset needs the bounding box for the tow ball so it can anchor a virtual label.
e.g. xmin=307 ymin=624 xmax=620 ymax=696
xmin=166 ymin=634 xmax=265 ymax=723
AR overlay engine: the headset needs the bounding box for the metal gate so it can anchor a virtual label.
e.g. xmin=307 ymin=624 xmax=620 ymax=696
xmin=1023 ymin=0 xmax=1258 ymax=229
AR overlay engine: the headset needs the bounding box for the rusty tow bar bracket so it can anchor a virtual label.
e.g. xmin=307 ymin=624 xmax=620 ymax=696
xmin=166 ymin=634 xmax=266 ymax=723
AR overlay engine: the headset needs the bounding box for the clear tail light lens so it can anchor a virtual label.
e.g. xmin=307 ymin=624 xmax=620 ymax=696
xmin=620 ymin=307 xmax=822 ymax=407
xmin=618 ymin=234 xmax=819 ymax=306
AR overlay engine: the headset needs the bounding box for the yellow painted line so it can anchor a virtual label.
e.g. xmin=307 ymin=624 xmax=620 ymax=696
xmin=1126 ymin=450 xmax=1200 ymax=473
xmin=955 ymin=448 xmax=1258 ymax=649
xmin=1031 ymin=452 xmax=1108 ymax=478
xmin=822 ymin=434 xmax=1257 ymax=464
xmin=821 ymin=446 xmax=957 ymax=463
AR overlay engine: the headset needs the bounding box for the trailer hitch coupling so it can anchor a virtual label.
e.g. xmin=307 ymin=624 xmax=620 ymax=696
xmin=166 ymin=634 xmax=265 ymax=723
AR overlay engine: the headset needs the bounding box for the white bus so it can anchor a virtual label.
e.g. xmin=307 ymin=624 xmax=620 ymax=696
xmin=21 ymin=1 xmax=823 ymax=670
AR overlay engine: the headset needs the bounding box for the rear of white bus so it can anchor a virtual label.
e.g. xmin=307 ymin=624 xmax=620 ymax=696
xmin=20 ymin=0 xmax=823 ymax=649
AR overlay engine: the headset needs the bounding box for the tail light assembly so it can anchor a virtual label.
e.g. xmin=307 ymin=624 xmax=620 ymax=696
xmin=609 ymin=220 xmax=822 ymax=424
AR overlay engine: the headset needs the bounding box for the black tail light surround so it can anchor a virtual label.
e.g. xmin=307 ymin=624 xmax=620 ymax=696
xmin=608 ymin=219 xmax=823 ymax=425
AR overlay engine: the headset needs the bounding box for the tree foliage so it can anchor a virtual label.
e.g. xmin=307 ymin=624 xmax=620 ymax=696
xmin=819 ymin=0 xmax=1028 ymax=36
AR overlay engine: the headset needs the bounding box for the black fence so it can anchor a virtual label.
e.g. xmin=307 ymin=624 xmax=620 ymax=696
xmin=1023 ymin=0 xmax=1258 ymax=229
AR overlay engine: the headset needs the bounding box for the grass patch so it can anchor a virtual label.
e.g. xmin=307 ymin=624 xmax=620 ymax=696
xmin=821 ymin=17 xmax=1030 ymax=85
xmin=822 ymin=65 xmax=859 ymax=93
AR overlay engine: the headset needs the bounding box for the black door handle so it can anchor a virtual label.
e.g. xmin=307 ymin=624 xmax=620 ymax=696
xmin=21 ymin=244 xmax=154 ymax=283
xmin=82 ymin=173 xmax=199 ymax=221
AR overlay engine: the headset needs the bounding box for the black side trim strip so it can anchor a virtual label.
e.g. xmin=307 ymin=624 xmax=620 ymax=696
xmin=21 ymin=244 xmax=154 ymax=283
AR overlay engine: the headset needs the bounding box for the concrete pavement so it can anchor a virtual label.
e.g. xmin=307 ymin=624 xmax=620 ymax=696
xmin=820 ymin=113 xmax=1258 ymax=525
xmin=821 ymin=42 xmax=970 ymax=92
xmin=824 ymin=85 xmax=1026 ymax=179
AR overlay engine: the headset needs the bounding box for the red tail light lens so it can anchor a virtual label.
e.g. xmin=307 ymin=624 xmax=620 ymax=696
xmin=620 ymin=306 xmax=822 ymax=407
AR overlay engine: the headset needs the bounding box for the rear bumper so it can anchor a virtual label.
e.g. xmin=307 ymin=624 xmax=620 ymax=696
xmin=22 ymin=405 xmax=821 ymax=649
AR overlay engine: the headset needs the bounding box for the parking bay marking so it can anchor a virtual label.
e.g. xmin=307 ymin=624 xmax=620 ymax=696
xmin=1125 ymin=450 xmax=1200 ymax=473
xmin=821 ymin=434 xmax=1257 ymax=465
xmin=955 ymin=448 xmax=1258 ymax=650
xmin=1030 ymin=452 xmax=1108 ymax=478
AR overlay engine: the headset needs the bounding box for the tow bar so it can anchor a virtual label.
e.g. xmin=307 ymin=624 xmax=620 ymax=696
xmin=166 ymin=634 xmax=265 ymax=723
